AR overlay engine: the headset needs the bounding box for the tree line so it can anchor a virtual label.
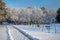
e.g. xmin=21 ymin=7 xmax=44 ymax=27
xmin=5 ymin=7 xmax=60 ymax=25
xmin=0 ymin=0 xmax=60 ymax=25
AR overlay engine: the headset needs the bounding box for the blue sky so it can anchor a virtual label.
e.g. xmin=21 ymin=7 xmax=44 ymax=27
xmin=4 ymin=0 xmax=60 ymax=10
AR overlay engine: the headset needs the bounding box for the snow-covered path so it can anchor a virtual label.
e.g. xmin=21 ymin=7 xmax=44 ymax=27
xmin=7 ymin=26 xmax=29 ymax=40
xmin=0 ymin=25 xmax=7 ymax=40
xmin=8 ymin=26 xmax=38 ymax=40
xmin=0 ymin=25 xmax=38 ymax=40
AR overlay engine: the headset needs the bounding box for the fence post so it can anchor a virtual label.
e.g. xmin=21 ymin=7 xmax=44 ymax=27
xmin=42 ymin=25 xmax=44 ymax=32
xmin=55 ymin=24 xmax=56 ymax=33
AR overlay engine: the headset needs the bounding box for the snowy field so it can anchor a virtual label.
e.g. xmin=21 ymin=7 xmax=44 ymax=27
xmin=0 ymin=24 xmax=60 ymax=40
xmin=13 ymin=24 xmax=60 ymax=40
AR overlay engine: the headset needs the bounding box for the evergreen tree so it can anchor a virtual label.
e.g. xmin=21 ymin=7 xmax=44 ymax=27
xmin=0 ymin=0 xmax=6 ymax=13
xmin=0 ymin=0 xmax=6 ymax=24
xmin=56 ymin=8 xmax=60 ymax=23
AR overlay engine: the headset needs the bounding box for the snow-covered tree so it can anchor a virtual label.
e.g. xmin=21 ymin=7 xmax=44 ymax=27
xmin=31 ymin=7 xmax=44 ymax=25
xmin=48 ymin=9 xmax=56 ymax=23
xmin=41 ymin=7 xmax=48 ymax=24
xmin=6 ymin=7 xmax=57 ymax=24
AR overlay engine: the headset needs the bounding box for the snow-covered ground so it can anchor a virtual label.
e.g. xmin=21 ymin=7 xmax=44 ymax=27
xmin=13 ymin=24 xmax=60 ymax=40
xmin=0 ymin=26 xmax=7 ymax=40
xmin=0 ymin=24 xmax=60 ymax=40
